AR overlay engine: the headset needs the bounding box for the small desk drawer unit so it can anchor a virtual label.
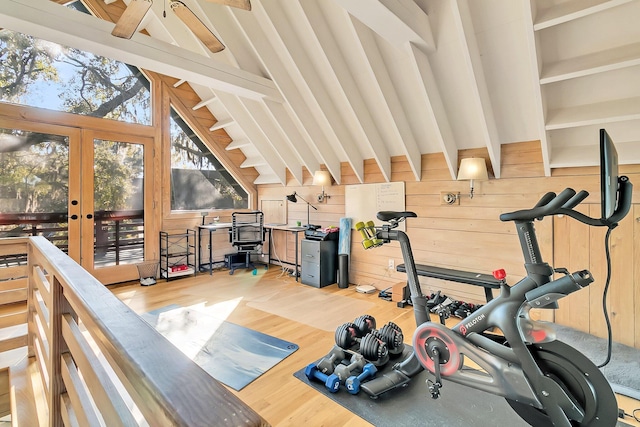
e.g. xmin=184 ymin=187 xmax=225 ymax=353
xmin=301 ymin=239 xmax=337 ymax=288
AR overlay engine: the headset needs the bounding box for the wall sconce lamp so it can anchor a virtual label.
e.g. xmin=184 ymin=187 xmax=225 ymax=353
xmin=312 ymin=170 xmax=332 ymax=203
xmin=457 ymin=157 xmax=488 ymax=199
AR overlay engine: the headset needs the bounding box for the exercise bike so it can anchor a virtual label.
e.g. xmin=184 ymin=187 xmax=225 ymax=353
xmin=357 ymin=176 xmax=632 ymax=426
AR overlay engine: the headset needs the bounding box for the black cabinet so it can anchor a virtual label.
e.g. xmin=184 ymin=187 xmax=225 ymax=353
xmin=301 ymin=239 xmax=337 ymax=288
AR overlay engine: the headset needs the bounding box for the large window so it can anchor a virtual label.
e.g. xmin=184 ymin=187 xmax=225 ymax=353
xmin=170 ymin=108 xmax=248 ymax=210
xmin=0 ymin=25 xmax=151 ymax=125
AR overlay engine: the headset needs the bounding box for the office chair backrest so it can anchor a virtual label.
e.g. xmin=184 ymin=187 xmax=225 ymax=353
xmin=231 ymin=211 xmax=264 ymax=248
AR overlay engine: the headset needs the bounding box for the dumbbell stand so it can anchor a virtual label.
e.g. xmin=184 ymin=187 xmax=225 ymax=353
xmin=359 ymin=352 xmax=423 ymax=398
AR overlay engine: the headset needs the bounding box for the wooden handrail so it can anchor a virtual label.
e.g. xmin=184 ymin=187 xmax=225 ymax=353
xmin=0 ymin=236 xmax=269 ymax=426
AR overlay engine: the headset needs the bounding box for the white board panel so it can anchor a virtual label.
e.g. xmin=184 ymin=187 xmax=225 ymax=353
xmin=345 ymin=182 xmax=406 ymax=229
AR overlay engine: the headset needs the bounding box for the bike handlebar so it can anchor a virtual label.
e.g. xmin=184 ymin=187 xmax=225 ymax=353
xmin=562 ymin=190 xmax=589 ymax=209
xmin=499 ymin=188 xmax=576 ymax=222
xmin=499 ymin=177 xmax=632 ymax=227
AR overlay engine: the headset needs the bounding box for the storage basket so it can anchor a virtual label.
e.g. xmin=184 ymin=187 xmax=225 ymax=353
xmin=137 ymin=261 xmax=158 ymax=286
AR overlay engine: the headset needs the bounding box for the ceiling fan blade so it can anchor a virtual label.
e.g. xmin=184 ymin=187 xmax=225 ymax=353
xmin=171 ymin=1 xmax=225 ymax=53
xmin=112 ymin=0 xmax=153 ymax=39
xmin=204 ymin=0 xmax=251 ymax=11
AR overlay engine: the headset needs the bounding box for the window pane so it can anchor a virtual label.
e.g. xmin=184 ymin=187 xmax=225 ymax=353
xmin=93 ymin=139 xmax=145 ymax=266
xmin=0 ymin=26 xmax=151 ymax=125
xmin=170 ymin=108 xmax=248 ymax=211
xmin=0 ymin=127 xmax=69 ymax=255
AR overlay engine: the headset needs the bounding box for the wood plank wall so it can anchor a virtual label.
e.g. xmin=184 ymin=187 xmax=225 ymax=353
xmin=258 ymin=141 xmax=640 ymax=349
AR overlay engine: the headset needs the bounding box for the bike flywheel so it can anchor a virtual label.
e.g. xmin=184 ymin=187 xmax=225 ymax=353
xmin=506 ymin=340 xmax=618 ymax=427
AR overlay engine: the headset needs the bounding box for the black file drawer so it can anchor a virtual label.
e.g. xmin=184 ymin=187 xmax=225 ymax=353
xmin=300 ymin=239 xmax=337 ymax=288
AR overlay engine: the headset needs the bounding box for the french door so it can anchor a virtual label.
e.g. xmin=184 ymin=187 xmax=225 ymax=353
xmin=82 ymin=130 xmax=154 ymax=284
xmin=0 ymin=118 xmax=154 ymax=284
xmin=0 ymin=118 xmax=81 ymax=261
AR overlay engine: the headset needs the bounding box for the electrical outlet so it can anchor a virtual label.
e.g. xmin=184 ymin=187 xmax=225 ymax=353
xmin=388 ymin=259 xmax=394 ymax=270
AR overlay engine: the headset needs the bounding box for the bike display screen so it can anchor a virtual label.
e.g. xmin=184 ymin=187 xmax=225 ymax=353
xmin=600 ymin=128 xmax=619 ymax=220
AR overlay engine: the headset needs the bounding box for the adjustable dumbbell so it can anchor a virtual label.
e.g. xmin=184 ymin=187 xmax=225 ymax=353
xmin=355 ymin=221 xmax=383 ymax=249
xmin=345 ymin=363 xmax=377 ymax=394
xmin=304 ymin=363 xmax=341 ymax=393
xmin=352 ymin=314 xmax=405 ymax=357
xmin=335 ymin=322 xmax=389 ymax=367
xmin=315 ymin=345 xmax=346 ymax=374
xmin=333 ymin=353 xmax=367 ymax=383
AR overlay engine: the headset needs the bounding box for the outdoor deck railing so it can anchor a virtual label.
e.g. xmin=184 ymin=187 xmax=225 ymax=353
xmin=0 ymin=210 xmax=145 ymax=266
xmin=0 ymin=236 xmax=268 ymax=426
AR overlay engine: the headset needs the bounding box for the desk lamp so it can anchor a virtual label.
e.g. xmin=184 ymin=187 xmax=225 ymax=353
xmin=286 ymin=192 xmax=318 ymax=229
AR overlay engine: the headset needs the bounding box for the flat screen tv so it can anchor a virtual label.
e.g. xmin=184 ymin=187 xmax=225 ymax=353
xmin=600 ymin=128 xmax=619 ymax=220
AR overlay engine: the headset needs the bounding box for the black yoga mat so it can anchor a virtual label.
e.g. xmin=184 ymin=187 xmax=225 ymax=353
xmin=294 ymin=346 xmax=632 ymax=427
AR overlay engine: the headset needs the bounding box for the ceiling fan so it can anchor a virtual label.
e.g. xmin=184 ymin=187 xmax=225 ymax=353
xmin=111 ymin=0 xmax=251 ymax=53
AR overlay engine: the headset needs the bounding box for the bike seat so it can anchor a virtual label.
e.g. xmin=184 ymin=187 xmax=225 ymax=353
xmin=377 ymin=211 xmax=417 ymax=222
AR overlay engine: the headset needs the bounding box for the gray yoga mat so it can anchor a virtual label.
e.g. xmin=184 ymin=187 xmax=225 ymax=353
xmin=142 ymin=304 xmax=298 ymax=391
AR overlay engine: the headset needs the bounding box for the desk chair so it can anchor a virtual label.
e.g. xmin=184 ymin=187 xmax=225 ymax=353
xmin=229 ymin=211 xmax=265 ymax=274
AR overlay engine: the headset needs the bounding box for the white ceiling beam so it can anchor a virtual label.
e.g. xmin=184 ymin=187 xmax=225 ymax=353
xmin=451 ymin=0 xmax=501 ymax=178
xmin=230 ymin=2 xmax=344 ymax=184
xmin=209 ymin=118 xmax=234 ymax=131
xmin=225 ymin=139 xmax=251 ymax=150
xmin=522 ymin=0 xmax=551 ymax=176
xmin=347 ymin=16 xmax=422 ymax=182
xmin=534 ymin=0 xmax=634 ymax=30
xmin=240 ymin=157 xmax=265 ymax=168
xmin=0 ymin=0 xmax=281 ymax=101
xmin=192 ymin=97 xmax=217 ymax=110
xmin=238 ymin=98 xmax=306 ymax=185
xmin=259 ymin=1 xmax=365 ymax=183
xmin=214 ymin=92 xmax=288 ymax=185
xmin=298 ymin=1 xmax=391 ymax=182
xmin=253 ymin=174 xmax=280 ymax=185
xmin=407 ymin=44 xmax=459 ymax=179
xmin=334 ymin=0 xmax=435 ymax=53
xmin=263 ymin=99 xmax=321 ymax=184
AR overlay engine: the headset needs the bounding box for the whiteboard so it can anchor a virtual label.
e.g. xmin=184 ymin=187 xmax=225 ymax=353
xmin=345 ymin=182 xmax=405 ymax=229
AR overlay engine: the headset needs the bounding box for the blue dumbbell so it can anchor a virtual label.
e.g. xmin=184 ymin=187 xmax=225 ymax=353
xmin=345 ymin=363 xmax=377 ymax=394
xmin=304 ymin=363 xmax=341 ymax=393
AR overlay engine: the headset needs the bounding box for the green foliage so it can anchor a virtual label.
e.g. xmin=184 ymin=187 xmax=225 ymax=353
xmin=0 ymin=31 xmax=59 ymax=101
xmin=93 ymin=141 xmax=143 ymax=211
xmin=0 ymin=130 xmax=69 ymax=213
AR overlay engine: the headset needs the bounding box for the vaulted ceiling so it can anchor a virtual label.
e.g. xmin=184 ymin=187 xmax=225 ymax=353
xmin=3 ymin=0 xmax=640 ymax=185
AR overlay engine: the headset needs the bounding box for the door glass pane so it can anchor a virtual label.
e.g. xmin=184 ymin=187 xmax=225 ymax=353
xmin=0 ymin=128 xmax=69 ymax=263
xmin=93 ymin=139 xmax=144 ymax=267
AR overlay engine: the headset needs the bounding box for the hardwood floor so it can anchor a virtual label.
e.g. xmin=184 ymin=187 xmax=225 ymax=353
xmin=110 ymin=268 xmax=640 ymax=427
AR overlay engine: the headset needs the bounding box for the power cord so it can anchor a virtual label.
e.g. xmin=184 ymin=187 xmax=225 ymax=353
xmin=618 ymin=408 xmax=640 ymax=422
xmin=596 ymin=226 xmax=614 ymax=368
xmin=589 ymin=226 xmax=640 ymax=424
xmin=378 ymin=287 xmax=392 ymax=301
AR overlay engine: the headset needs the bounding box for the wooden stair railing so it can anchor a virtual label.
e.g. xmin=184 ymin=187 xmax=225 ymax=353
xmin=0 ymin=236 xmax=269 ymax=426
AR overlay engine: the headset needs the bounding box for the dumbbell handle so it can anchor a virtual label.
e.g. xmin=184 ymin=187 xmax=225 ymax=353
xmin=333 ymin=355 xmax=366 ymax=380
xmin=345 ymin=363 xmax=377 ymax=394
xmin=304 ymin=363 xmax=340 ymax=393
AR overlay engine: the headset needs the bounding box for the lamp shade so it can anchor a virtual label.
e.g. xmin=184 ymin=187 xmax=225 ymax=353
xmin=457 ymin=158 xmax=488 ymax=181
xmin=312 ymin=170 xmax=332 ymax=187
xmin=286 ymin=193 xmax=297 ymax=203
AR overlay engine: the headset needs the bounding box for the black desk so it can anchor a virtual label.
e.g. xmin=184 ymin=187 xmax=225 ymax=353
xmin=197 ymin=223 xmax=305 ymax=280
xmin=198 ymin=222 xmax=233 ymax=274
xmin=266 ymin=225 xmax=306 ymax=282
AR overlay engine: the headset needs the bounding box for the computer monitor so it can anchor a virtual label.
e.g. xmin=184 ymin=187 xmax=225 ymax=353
xmin=600 ymin=129 xmax=619 ymax=220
